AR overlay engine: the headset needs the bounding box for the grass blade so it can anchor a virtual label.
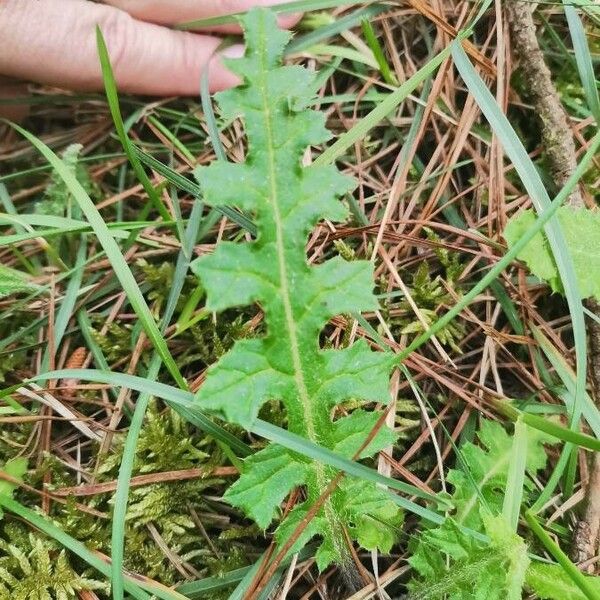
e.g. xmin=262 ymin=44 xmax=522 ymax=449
xmin=111 ymin=191 xmax=205 ymax=599
xmin=502 ymin=418 xmax=528 ymax=531
xmin=449 ymin=46 xmax=586 ymax=486
xmin=525 ymin=510 xmax=600 ymax=600
xmin=361 ymin=18 xmax=397 ymax=85
xmin=95 ymin=29 xmax=170 ymax=223
xmin=496 ymin=400 xmax=600 ymax=452
xmin=286 ymin=5 xmax=389 ymax=54
xmin=313 ymin=44 xmax=454 ymax=166
xmin=532 ymin=325 xmax=600 ymax=438
xmin=314 ymin=0 xmax=492 ymax=166
xmin=251 ymin=419 xmax=441 ymax=504
xmin=21 ymin=368 xmax=444 ymax=508
xmin=133 ymin=148 xmax=256 ymax=235
xmin=9 ymin=123 xmax=187 ymax=389
xmin=563 ymin=2 xmax=600 ymax=123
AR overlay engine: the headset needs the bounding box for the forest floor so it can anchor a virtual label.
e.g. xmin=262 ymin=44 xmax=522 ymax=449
xmin=1 ymin=2 xmax=600 ymax=599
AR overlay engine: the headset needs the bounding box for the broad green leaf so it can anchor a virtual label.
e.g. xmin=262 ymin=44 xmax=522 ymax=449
xmin=525 ymin=563 xmax=600 ymax=600
xmin=274 ymin=502 xmax=325 ymax=559
xmin=314 ymin=535 xmax=339 ymax=573
xmin=195 ymin=339 xmax=290 ymax=426
xmin=505 ymin=207 xmax=600 ymax=300
xmin=408 ymin=514 xmax=529 ymax=600
xmin=224 ymin=445 xmax=308 ymax=529
xmin=524 ymin=510 xmax=600 ymax=600
xmin=0 ymin=266 xmax=41 ymax=299
xmin=317 ymin=341 xmax=394 ymax=409
xmin=191 ymin=8 xmax=399 ymax=565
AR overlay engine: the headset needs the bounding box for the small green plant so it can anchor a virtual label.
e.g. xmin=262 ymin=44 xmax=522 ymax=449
xmin=407 ymin=419 xmax=600 ymax=599
xmin=36 ymin=143 xmax=96 ymax=219
xmin=191 ymin=8 xmax=400 ymax=570
xmin=408 ymin=513 xmax=530 ymax=600
xmin=407 ymin=420 xmax=547 ymax=598
xmin=0 ymin=459 xmax=104 ymax=599
xmin=397 ymin=261 xmax=465 ymax=353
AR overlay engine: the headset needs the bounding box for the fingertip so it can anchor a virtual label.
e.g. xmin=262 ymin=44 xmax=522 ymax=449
xmin=208 ymin=43 xmax=245 ymax=92
xmin=276 ymin=12 xmax=303 ymax=30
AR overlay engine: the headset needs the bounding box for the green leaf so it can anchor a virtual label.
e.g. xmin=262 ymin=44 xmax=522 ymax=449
xmin=224 ymin=445 xmax=308 ymax=529
xmin=0 ymin=458 xmax=27 ymax=518
xmin=449 ymin=420 xmax=552 ymax=530
xmin=502 ymin=418 xmax=528 ymax=531
xmin=407 ymin=420 xmax=556 ymax=598
xmin=505 ymin=207 xmax=600 ymax=300
xmin=317 ymin=341 xmax=394 ymax=409
xmin=314 ymin=535 xmax=339 ymax=573
xmin=274 ymin=501 xmax=326 ymax=559
xmin=525 ymin=563 xmax=600 ymax=600
xmin=194 ymin=339 xmax=290 ymax=426
xmin=0 ymin=266 xmax=41 ymax=299
xmin=408 ymin=514 xmax=529 ymax=600
xmin=338 ymin=479 xmax=403 ymax=555
xmin=331 ymin=410 xmax=396 ymax=459
xmin=191 ymin=8 xmax=399 ymax=565
xmin=274 ymin=478 xmax=402 ymax=572
xmin=524 ymin=510 xmax=600 ymax=600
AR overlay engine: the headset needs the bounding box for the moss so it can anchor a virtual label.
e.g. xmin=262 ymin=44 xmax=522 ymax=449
xmin=379 ymin=256 xmax=465 ymax=353
xmin=0 ymin=423 xmax=33 ymax=466
xmin=90 ymin=321 xmax=134 ymax=364
xmin=0 ymin=522 xmax=107 ymax=599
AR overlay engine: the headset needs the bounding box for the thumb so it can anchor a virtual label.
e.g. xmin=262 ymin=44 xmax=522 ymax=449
xmin=0 ymin=0 xmax=243 ymax=96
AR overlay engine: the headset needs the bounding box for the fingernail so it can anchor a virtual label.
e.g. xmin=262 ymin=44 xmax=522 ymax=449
xmin=208 ymin=44 xmax=245 ymax=92
xmin=220 ymin=43 xmax=245 ymax=60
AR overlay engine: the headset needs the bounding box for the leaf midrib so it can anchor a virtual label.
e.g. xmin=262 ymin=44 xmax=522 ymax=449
xmin=256 ymin=18 xmax=344 ymax=560
xmin=257 ymin=36 xmax=314 ymax=446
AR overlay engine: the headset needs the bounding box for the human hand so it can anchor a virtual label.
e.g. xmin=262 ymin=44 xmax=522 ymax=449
xmin=0 ymin=0 xmax=298 ymax=96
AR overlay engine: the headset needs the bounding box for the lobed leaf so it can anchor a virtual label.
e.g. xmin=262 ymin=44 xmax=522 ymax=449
xmin=194 ymin=339 xmax=290 ymax=426
xmin=224 ymin=445 xmax=308 ymax=529
xmin=407 ymin=420 xmax=556 ymax=597
xmin=408 ymin=514 xmax=529 ymax=600
xmin=273 ymin=477 xmax=402 ymax=572
xmin=191 ymin=7 xmax=399 ymax=565
xmin=330 ymin=410 xmax=397 ymax=459
xmin=449 ymin=419 xmax=552 ymax=530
